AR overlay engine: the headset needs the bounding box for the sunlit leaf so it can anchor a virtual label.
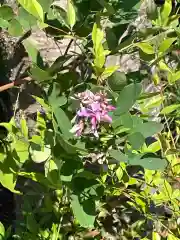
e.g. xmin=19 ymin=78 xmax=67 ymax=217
xmin=29 ymin=143 xmax=51 ymax=163
xmin=159 ymin=38 xmax=177 ymax=53
xmin=161 ymin=104 xmax=180 ymax=114
xmin=135 ymin=42 xmax=155 ymax=54
xmin=17 ymin=0 xmax=44 ymax=22
xmin=67 ymin=0 xmax=76 ymax=29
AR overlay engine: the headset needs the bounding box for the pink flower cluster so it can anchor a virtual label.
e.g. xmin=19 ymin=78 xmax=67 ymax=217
xmin=70 ymin=90 xmax=115 ymax=137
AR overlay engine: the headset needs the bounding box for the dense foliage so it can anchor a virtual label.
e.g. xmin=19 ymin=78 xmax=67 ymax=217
xmin=0 ymin=0 xmax=179 ymax=239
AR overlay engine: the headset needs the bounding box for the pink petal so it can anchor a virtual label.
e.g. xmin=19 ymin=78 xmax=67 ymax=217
xmin=101 ymin=114 xmax=112 ymax=123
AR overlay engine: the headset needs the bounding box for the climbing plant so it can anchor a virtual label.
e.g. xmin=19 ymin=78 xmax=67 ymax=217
xmin=0 ymin=0 xmax=179 ymax=239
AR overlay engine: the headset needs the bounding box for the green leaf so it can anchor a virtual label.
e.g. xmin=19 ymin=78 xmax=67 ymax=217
xmin=38 ymin=0 xmax=53 ymax=12
xmin=32 ymin=95 xmax=50 ymax=112
xmin=172 ymin=70 xmax=180 ymax=83
xmin=8 ymin=19 xmax=23 ymax=36
xmin=71 ymin=195 xmax=96 ymax=228
xmin=67 ymin=0 xmax=76 ymax=29
xmin=101 ymin=66 xmax=119 ymax=80
xmin=92 ymin=23 xmax=104 ymax=54
xmin=16 ymin=7 xmax=37 ymax=30
xmin=108 ymin=71 xmax=127 ymax=91
xmin=159 ymin=38 xmax=177 ymax=53
xmin=53 ymin=108 xmax=72 ymax=140
xmin=0 ymin=5 xmax=14 ymax=21
xmin=17 ymin=0 xmax=44 ymax=22
xmin=23 ymin=39 xmax=43 ymax=66
xmin=116 ymin=167 xmax=123 ymax=181
xmin=0 ymin=222 xmax=5 ymax=239
xmin=128 ymin=132 xmax=145 ymax=150
xmin=133 ymin=121 xmax=164 ymax=138
xmin=12 ymin=140 xmax=29 ymax=164
xmin=30 ymin=64 xmax=52 ymax=82
xmin=168 ymin=234 xmax=180 ymax=240
xmin=129 ymin=157 xmax=167 ymax=170
xmin=97 ymin=0 xmax=115 ymax=15
xmin=108 ymin=149 xmax=127 ymax=163
xmin=115 ymin=83 xmax=142 ymax=115
xmin=0 ymin=18 xmax=10 ymax=28
xmin=48 ymin=83 xmax=67 ymax=109
xmin=20 ymin=117 xmax=28 ymax=139
xmin=135 ymin=42 xmax=155 ymax=54
xmin=161 ymin=104 xmax=180 ymax=114
xmin=152 ymin=232 xmax=161 ymax=240
xmin=29 ymin=143 xmax=51 ymax=163
xmin=161 ymin=0 xmax=172 ymax=21
xmin=0 ymin=160 xmax=18 ymax=193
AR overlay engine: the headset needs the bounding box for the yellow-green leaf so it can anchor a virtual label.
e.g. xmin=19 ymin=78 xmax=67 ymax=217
xmin=161 ymin=0 xmax=172 ymax=22
xmin=17 ymin=0 xmax=44 ymax=22
xmin=20 ymin=116 xmax=28 ymax=139
xmin=159 ymin=38 xmax=177 ymax=53
xmin=101 ymin=66 xmax=119 ymax=80
xmin=161 ymin=104 xmax=180 ymax=114
xmin=92 ymin=23 xmax=104 ymax=54
xmin=67 ymin=0 xmax=76 ymax=29
xmin=152 ymin=232 xmax=161 ymax=240
xmin=135 ymin=42 xmax=155 ymax=54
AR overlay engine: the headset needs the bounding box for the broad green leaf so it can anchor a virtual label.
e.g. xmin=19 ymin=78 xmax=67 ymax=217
xmin=159 ymin=38 xmax=177 ymax=53
xmin=30 ymin=64 xmax=52 ymax=82
xmin=67 ymin=0 xmax=76 ymax=29
xmin=16 ymin=7 xmax=37 ymax=30
xmin=0 ymin=18 xmax=9 ymax=28
xmin=159 ymin=61 xmax=172 ymax=73
xmin=112 ymin=112 xmax=133 ymax=129
xmin=71 ymin=195 xmax=96 ymax=228
xmin=108 ymin=149 xmax=127 ymax=163
xmin=53 ymin=108 xmax=72 ymax=140
xmin=18 ymin=0 xmax=44 ymax=21
xmin=8 ymin=19 xmax=23 ymax=36
xmin=0 ymin=5 xmax=14 ymax=20
xmin=0 ymin=161 xmax=18 ymax=193
xmin=144 ymin=141 xmax=161 ymax=153
xmin=38 ymin=0 xmax=53 ymax=12
xmin=129 ymin=157 xmax=167 ymax=170
xmin=12 ymin=140 xmax=29 ymax=163
xmin=161 ymin=104 xmax=180 ymax=114
xmin=128 ymin=132 xmax=145 ymax=150
xmin=115 ymin=83 xmax=142 ymax=115
xmin=135 ymin=42 xmax=155 ymax=54
xmin=133 ymin=122 xmax=163 ymax=138
xmin=29 ymin=143 xmax=51 ymax=163
xmin=108 ymin=71 xmax=127 ymax=91
xmin=48 ymin=83 xmax=67 ymax=109
xmin=23 ymin=39 xmax=43 ymax=66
